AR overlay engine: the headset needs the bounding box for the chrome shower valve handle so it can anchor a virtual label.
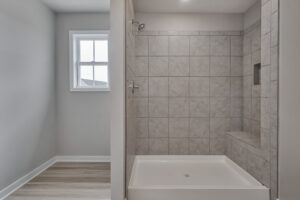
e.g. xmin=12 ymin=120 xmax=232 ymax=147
xmin=128 ymin=81 xmax=139 ymax=94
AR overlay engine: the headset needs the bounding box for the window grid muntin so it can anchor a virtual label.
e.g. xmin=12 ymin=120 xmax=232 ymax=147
xmin=75 ymin=36 xmax=109 ymax=88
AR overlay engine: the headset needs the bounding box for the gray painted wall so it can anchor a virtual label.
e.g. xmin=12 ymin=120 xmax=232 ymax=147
xmin=55 ymin=13 xmax=111 ymax=156
xmin=279 ymin=0 xmax=300 ymax=199
xmin=0 ymin=0 xmax=56 ymax=190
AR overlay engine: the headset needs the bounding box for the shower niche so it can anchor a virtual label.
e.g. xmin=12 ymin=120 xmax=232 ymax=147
xmin=254 ymin=63 xmax=261 ymax=85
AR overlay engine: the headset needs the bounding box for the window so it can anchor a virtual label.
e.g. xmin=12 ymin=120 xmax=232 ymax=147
xmin=70 ymin=31 xmax=110 ymax=91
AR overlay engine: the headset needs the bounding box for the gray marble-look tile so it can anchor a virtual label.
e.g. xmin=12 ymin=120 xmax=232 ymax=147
xmin=189 ymin=118 xmax=210 ymax=138
xmin=189 ymin=138 xmax=210 ymax=155
xmin=231 ymin=118 xmax=242 ymax=131
xmin=243 ymin=54 xmax=252 ymax=76
xmin=189 ymin=97 xmax=210 ymax=117
xmin=261 ymin=98 xmax=270 ymax=118
xmin=149 ymin=36 xmax=168 ymax=56
xmin=252 ymin=27 xmax=261 ymax=53
xmin=262 ymin=0 xmax=272 ymax=36
xmin=231 ymin=97 xmax=242 ymax=118
xmin=243 ymin=98 xmax=252 ymax=118
xmin=210 ymin=97 xmax=231 ymax=117
xmin=189 ymin=77 xmax=210 ymax=97
xmin=190 ymin=57 xmax=210 ymax=76
xmin=149 ymin=57 xmax=168 ymax=77
xmin=252 ymin=85 xmax=261 ymax=98
xmin=262 ymin=33 xmax=271 ymax=66
xmin=136 ymin=138 xmax=149 ymax=155
xmin=252 ymin=50 xmax=261 ymax=66
xmin=243 ymin=118 xmax=252 ymax=133
xmin=210 ymin=36 xmax=230 ymax=56
xmin=210 ymin=77 xmax=230 ymax=97
xmin=169 ymin=118 xmax=189 ymax=138
xmin=270 ymin=80 xmax=278 ymax=99
xmin=271 ymin=11 xmax=278 ymax=48
xmin=261 ymin=112 xmax=271 ymax=130
xmin=231 ymin=139 xmax=248 ymax=170
xmin=149 ymin=97 xmax=168 ymax=117
xmin=225 ymin=136 xmax=232 ymax=156
xmin=136 ymin=36 xmax=148 ymax=56
xmin=136 ymin=118 xmax=148 ymax=138
xmin=210 ymin=57 xmax=230 ymax=76
xmin=231 ymin=77 xmax=242 ymax=97
xmin=271 ymin=47 xmax=278 ymax=82
xmin=169 ymin=138 xmax=189 ymax=155
xmin=169 ymin=77 xmax=189 ymax=97
xmin=243 ymin=76 xmax=252 ymax=97
xmin=231 ymin=36 xmax=242 ymax=56
xmin=169 ymin=97 xmax=189 ymax=117
xmin=231 ymin=57 xmax=243 ymax=76
xmin=252 ymin=120 xmax=261 ymax=136
xmin=149 ymin=77 xmax=168 ymax=97
xmin=210 ymin=117 xmax=231 ymax=138
xmin=270 ymin=147 xmax=278 ymax=185
xmin=210 ymin=138 xmax=225 ymax=155
xmin=247 ymin=152 xmax=270 ymax=187
xmin=169 ymin=57 xmax=189 ymax=76
xmin=261 ymin=66 xmax=271 ymax=98
xmin=243 ymin=35 xmax=251 ymax=56
xmin=149 ymin=138 xmax=168 ymax=155
xmin=272 ymin=0 xmax=278 ymax=13
xmin=134 ymin=77 xmax=148 ymax=97
xmin=135 ymin=97 xmax=148 ymax=117
xmin=190 ymin=36 xmax=210 ymax=56
xmin=262 ymin=0 xmax=270 ymax=6
xmin=270 ymin=114 xmax=278 ymax=150
xmin=169 ymin=36 xmax=189 ymax=56
xmin=135 ymin=57 xmax=148 ymax=77
xmin=149 ymin=118 xmax=168 ymax=138
xmin=252 ymin=98 xmax=261 ymax=121
xmin=261 ymin=128 xmax=271 ymax=153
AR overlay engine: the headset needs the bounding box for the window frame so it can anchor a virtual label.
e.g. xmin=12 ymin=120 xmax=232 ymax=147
xmin=69 ymin=30 xmax=110 ymax=92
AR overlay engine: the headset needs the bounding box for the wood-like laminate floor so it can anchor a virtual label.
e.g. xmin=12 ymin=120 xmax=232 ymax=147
xmin=6 ymin=162 xmax=111 ymax=200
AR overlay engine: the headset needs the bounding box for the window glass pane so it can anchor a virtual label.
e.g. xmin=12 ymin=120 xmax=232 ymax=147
xmin=79 ymin=65 xmax=93 ymax=87
xmin=95 ymin=40 xmax=108 ymax=62
xmin=94 ymin=65 xmax=108 ymax=87
xmin=80 ymin=40 xmax=93 ymax=62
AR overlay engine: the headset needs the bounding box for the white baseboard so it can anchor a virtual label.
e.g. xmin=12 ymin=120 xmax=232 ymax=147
xmin=0 ymin=157 xmax=56 ymax=200
xmin=55 ymin=155 xmax=111 ymax=162
xmin=0 ymin=155 xmax=111 ymax=199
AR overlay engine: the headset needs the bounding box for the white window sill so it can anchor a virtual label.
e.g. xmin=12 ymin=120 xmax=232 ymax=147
xmin=70 ymin=88 xmax=111 ymax=92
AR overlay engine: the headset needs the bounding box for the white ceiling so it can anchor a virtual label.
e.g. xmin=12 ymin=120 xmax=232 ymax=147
xmin=42 ymin=0 xmax=110 ymax=13
xmin=133 ymin=0 xmax=258 ymax=14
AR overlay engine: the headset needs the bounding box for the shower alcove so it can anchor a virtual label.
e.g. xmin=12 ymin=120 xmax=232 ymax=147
xmin=125 ymin=0 xmax=279 ymax=200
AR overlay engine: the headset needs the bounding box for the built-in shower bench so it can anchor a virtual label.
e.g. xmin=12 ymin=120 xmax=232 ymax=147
xmin=226 ymin=131 xmax=260 ymax=148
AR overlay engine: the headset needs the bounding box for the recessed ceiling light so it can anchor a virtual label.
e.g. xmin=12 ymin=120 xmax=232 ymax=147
xmin=180 ymin=0 xmax=190 ymax=3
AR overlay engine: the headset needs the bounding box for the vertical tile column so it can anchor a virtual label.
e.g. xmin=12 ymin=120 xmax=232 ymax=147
xmin=261 ymin=0 xmax=279 ymax=199
xmin=243 ymin=22 xmax=262 ymax=137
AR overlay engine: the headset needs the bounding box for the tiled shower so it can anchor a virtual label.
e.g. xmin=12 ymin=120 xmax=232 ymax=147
xmin=125 ymin=0 xmax=279 ymax=200
xmin=134 ymin=32 xmax=244 ymax=155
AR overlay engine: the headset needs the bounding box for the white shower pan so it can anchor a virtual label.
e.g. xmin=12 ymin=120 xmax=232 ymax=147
xmin=128 ymin=155 xmax=269 ymax=200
